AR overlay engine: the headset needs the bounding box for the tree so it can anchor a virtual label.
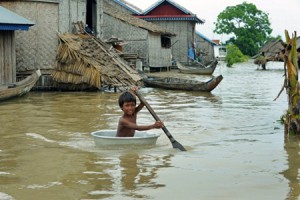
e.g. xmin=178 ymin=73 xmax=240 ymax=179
xmin=214 ymin=2 xmax=272 ymax=56
xmin=225 ymin=44 xmax=248 ymax=67
xmin=277 ymin=31 xmax=299 ymax=135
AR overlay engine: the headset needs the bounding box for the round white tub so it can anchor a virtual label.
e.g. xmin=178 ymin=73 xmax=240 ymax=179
xmin=91 ymin=130 xmax=160 ymax=147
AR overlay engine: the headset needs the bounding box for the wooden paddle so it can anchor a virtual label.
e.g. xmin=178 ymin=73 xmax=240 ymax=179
xmin=135 ymin=90 xmax=186 ymax=151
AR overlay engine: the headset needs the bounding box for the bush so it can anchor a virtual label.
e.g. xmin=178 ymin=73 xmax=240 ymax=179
xmin=225 ymin=44 xmax=249 ymax=67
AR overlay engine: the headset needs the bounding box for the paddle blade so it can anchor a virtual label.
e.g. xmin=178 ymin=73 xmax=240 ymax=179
xmin=172 ymin=140 xmax=186 ymax=151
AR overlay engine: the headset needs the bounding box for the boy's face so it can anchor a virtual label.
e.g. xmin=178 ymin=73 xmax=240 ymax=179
xmin=122 ymin=101 xmax=136 ymax=116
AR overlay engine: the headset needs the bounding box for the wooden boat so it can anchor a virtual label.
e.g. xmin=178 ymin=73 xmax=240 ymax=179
xmin=0 ymin=69 xmax=41 ymax=101
xmin=91 ymin=130 xmax=160 ymax=147
xmin=177 ymin=59 xmax=218 ymax=75
xmin=143 ymin=74 xmax=223 ymax=92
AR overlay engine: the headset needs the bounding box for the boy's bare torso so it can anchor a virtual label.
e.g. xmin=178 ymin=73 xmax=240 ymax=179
xmin=116 ymin=111 xmax=137 ymax=137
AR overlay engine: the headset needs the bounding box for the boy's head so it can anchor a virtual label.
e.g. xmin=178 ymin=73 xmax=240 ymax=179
xmin=119 ymin=91 xmax=136 ymax=109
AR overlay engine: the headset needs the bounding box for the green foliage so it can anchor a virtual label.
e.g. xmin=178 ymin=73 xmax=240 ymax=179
xmin=225 ymin=44 xmax=248 ymax=67
xmin=214 ymin=2 xmax=272 ymax=56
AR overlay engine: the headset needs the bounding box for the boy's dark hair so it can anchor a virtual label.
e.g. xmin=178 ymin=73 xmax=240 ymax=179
xmin=119 ymin=91 xmax=136 ymax=108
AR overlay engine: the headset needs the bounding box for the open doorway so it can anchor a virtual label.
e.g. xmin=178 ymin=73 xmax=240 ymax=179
xmin=86 ymin=0 xmax=97 ymax=34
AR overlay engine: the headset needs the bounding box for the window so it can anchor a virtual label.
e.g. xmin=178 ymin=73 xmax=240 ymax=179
xmin=219 ymin=47 xmax=227 ymax=56
xmin=161 ymin=35 xmax=171 ymax=48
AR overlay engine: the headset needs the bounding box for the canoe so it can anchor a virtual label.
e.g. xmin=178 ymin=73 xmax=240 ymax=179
xmin=91 ymin=130 xmax=160 ymax=147
xmin=177 ymin=59 xmax=218 ymax=75
xmin=0 ymin=69 xmax=41 ymax=102
xmin=143 ymin=74 xmax=223 ymax=92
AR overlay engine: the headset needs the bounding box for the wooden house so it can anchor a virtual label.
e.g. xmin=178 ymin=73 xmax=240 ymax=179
xmin=102 ymin=0 xmax=175 ymax=70
xmin=258 ymin=39 xmax=283 ymax=60
xmin=194 ymin=31 xmax=218 ymax=63
xmin=256 ymin=37 xmax=300 ymax=68
xmin=0 ymin=0 xmax=103 ymax=89
xmin=0 ymin=6 xmax=34 ymax=84
xmin=136 ymin=0 xmax=204 ymax=63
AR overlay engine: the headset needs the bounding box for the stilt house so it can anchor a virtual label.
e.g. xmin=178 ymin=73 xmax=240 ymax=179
xmin=194 ymin=31 xmax=218 ymax=63
xmin=136 ymin=0 xmax=204 ymax=63
xmin=0 ymin=6 xmax=34 ymax=84
xmin=0 ymin=0 xmax=103 ymax=89
xmin=102 ymin=0 xmax=176 ymax=70
xmin=257 ymin=37 xmax=300 ymax=63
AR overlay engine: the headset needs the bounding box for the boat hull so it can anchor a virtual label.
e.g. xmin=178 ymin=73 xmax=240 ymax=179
xmin=91 ymin=130 xmax=160 ymax=147
xmin=0 ymin=69 xmax=41 ymax=102
xmin=143 ymin=75 xmax=223 ymax=92
xmin=178 ymin=60 xmax=218 ymax=75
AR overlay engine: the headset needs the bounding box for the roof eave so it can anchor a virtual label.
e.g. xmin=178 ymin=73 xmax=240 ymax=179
xmin=0 ymin=23 xmax=34 ymax=31
xmin=138 ymin=16 xmax=204 ymax=24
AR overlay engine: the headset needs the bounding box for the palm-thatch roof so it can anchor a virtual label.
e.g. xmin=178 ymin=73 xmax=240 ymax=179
xmin=52 ymin=33 xmax=142 ymax=90
xmin=259 ymin=39 xmax=282 ymax=55
xmin=254 ymin=39 xmax=284 ymax=62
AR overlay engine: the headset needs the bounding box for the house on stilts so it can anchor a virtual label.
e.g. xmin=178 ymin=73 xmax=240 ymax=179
xmin=0 ymin=0 xmax=142 ymax=90
xmin=194 ymin=31 xmax=219 ymax=63
xmin=135 ymin=0 xmax=204 ymax=64
xmin=0 ymin=6 xmax=34 ymax=84
xmin=102 ymin=0 xmax=176 ymax=71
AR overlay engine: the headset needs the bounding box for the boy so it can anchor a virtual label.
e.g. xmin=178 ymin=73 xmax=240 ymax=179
xmin=116 ymin=87 xmax=164 ymax=137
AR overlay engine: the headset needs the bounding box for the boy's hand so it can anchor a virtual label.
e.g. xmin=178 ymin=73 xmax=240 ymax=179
xmin=154 ymin=121 xmax=164 ymax=128
xmin=130 ymin=86 xmax=138 ymax=94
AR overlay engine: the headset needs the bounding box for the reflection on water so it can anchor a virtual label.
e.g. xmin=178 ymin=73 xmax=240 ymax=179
xmin=118 ymin=153 xmax=171 ymax=198
xmin=281 ymin=135 xmax=300 ymax=200
xmin=0 ymin=60 xmax=299 ymax=199
xmin=80 ymin=153 xmax=172 ymax=199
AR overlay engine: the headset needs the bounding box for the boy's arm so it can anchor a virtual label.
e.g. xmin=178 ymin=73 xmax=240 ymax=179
xmin=130 ymin=86 xmax=144 ymax=113
xmin=120 ymin=118 xmax=163 ymax=131
xmin=135 ymin=102 xmax=144 ymax=113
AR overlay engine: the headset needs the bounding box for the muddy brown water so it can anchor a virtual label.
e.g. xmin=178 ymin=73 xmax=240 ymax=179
xmin=0 ymin=60 xmax=299 ymax=200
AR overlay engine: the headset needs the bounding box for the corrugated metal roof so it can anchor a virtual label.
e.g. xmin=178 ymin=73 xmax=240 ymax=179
xmin=104 ymin=1 xmax=175 ymax=36
xmin=0 ymin=24 xmax=32 ymax=31
xmin=0 ymin=6 xmax=34 ymax=30
xmin=195 ymin=31 xmax=218 ymax=45
xmin=113 ymin=0 xmax=142 ymax=14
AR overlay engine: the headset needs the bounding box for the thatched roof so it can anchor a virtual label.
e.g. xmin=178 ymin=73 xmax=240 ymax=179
xmin=103 ymin=0 xmax=175 ymax=36
xmin=259 ymin=39 xmax=282 ymax=55
xmin=52 ymin=33 xmax=142 ymax=90
xmin=258 ymin=37 xmax=300 ymax=61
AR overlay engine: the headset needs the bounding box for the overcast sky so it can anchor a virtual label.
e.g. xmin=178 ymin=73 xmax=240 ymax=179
xmin=124 ymin=0 xmax=300 ymax=42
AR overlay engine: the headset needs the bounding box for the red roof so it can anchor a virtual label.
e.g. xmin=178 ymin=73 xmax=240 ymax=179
xmin=140 ymin=0 xmax=204 ymax=24
xmin=146 ymin=3 xmax=187 ymax=16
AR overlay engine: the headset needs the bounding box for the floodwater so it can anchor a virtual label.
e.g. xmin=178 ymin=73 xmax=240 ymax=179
xmin=0 ymin=60 xmax=299 ymax=200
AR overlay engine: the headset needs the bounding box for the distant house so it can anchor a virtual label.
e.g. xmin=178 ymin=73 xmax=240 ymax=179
xmin=257 ymin=37 xmax=300 ymax=64
xmin=258 ymin=39 xmax=283 ymax=60
xmin=0 ymin=0 xmax=103 ymax=89
xmin=136 ymin=0 xmax=204 ymax=63
xmin=194 ymin=31 xmax=218 ymax=63
xmin=212 ymin=40 xmax=227 ymax=61
xmin=258 ymin=37 xmax=300 ymax=58
xmin=102 ymin=0 xmax=176 ymax=70
xmin=0 ymin=6 xmax=34 ymax=84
